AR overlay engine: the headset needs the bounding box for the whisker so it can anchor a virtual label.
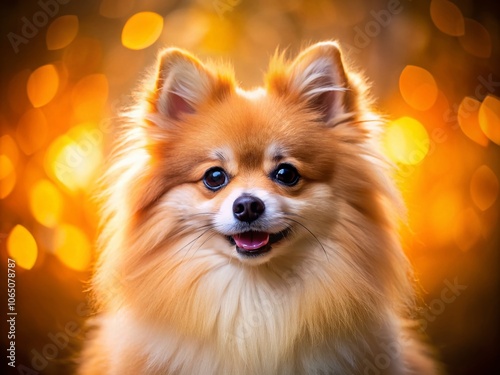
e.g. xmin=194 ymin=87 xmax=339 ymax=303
xmin=177 ymin=225 xmax=214 ymax=260
xmin=284 ymin=215 xmax=329 ymax=262
xmin=181 ymin=228 xmax=217 ymax=264
xmin=194 ymin=230 xmax=219 ymax=253
xmin=175 ymin=221 xmax=228 ymax=261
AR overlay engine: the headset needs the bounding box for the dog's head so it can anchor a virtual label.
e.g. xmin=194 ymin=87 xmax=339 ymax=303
xmin=113 ymin=42 xmax=394 ymax=266
xmin=96 ymin=42 xmax=412 ymax=335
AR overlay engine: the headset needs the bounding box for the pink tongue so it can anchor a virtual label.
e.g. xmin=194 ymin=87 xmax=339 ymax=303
xmin=233 ymin=232 xmax=270 ymax=251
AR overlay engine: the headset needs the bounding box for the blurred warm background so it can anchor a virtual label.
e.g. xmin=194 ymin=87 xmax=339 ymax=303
xmin=1 ymin=0 xmax=498 ymax=374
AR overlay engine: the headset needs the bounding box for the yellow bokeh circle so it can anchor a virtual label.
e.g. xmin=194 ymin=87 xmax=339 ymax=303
xmin=122 ymin=12 xmax=163 ymax=50
xmin=29 ymin=179 xmax=63 ymax=228
xmin=54 ymin=223 xmax=91 ymax=272
xmin=383 ymin=117 xmax=430 ymax=165
xmin=7 ymin=225 xmax=38 ymax=270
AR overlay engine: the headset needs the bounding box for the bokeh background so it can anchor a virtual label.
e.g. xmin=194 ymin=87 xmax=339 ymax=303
xmin=1 ymin=0 xmax=499 ymax=374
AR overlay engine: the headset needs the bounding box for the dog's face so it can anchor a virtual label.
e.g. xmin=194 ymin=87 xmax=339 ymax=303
xmin=123 ymin=42 xmax=380 ymax=267
xmin=155 ymin=93 xmax=341 ymax=266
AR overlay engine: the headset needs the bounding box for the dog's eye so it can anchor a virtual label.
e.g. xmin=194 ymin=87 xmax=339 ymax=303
xmin=272 ymin=164 xmax=300 ymax=186
xmin=203 ymin=167 xmax=229 ymax=191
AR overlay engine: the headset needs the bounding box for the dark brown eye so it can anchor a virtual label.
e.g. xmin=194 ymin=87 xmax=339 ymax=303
xmin=203 ymin=167 xmax=229 ymax=191
xmin=272 ymin=164 xmax=300 ymax=186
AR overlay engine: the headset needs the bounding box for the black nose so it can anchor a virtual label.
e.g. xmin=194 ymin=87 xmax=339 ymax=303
xmin=232 ymin=195 xmax=265 ymax=223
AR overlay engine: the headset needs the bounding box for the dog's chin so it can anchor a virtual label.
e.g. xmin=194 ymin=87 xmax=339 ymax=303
xmin=225 ymin=228 xmax=291 ymax=265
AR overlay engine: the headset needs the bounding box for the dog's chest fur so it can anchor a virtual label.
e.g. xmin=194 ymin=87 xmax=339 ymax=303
xmin=98 ymin=260 xmax=404 ymax=375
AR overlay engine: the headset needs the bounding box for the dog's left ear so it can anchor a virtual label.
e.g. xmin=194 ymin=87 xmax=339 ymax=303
xmin=268 ymin=41 xmax=350 ymax=123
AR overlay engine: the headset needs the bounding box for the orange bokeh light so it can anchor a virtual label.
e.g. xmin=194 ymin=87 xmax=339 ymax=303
xmin=7 ymin=225 xmax=38 ymax=270
xmin=0 ymin=155 xmax=14 ymax=180
xmin=0 ymin=170 xmax=16 ymax=199
xmin=479 ymin=95 xmax=500 ymax=145
xmin=122 ymin=11 xmax=164 ymax=50
xmin=0 ymin=135 xmax=19 ymax=169
xmin=399 ymin=65 xmax=438 ymax=111
xmin=0 ymin=135 xmax=19 ymax=199
xmin=46 ymin=15 xmax=79 ymax=50
xmin=430 ymin=0 xmax=465 ymax=36
xmin=454 ymin=207 xmax=482 ymax=252
xmin=26 ymin=64 xmax=59 ymax=108
xmin=459 ymin=18 xmax=492 ymax=59
xmin=54 ymin=223 xmax=91 ymax=271
xmin=16 ymin=108 xmax=48 ymax=155
xmin=458 ymin=97 xmax=489 ymax=147
xmin=0 ymin=155 xmax=16 ymax=199
xmin=470 ymin=165 xmax=499 ymax=211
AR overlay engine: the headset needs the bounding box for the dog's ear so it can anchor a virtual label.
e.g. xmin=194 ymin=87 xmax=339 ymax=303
xmin=151 ymin=48 xmax=231 ymax=120
xmin=268 ymin=42 xmax=350 ymax=123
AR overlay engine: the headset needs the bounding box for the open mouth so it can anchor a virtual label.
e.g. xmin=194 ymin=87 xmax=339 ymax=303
xmin=227 ymin=228 xmax=291 ymax=257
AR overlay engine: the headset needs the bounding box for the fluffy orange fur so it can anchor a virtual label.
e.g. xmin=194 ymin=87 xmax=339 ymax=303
xmin=78 ymin=42 xmax=440 ymax=374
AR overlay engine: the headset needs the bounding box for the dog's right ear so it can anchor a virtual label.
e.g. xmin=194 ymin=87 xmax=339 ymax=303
xmin=151 ymin=48 xmax=232 ymax=120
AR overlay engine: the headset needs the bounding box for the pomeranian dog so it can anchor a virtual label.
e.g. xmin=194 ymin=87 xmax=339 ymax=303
xmin=78 ymin=41 xmax=439 ymax=374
